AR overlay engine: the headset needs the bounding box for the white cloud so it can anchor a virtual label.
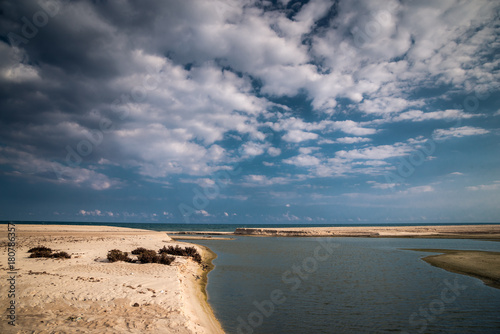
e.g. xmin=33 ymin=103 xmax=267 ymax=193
xmin=367 ymin=181 xmax=398 ymax=189
xmin=283 ymin=154 xmax=321 ymax=167
xmin=282 ymin=129 xmax=318 ymax=143
xmin=392 ymin=109 xmax=483 ymax=122
xmin=267 ymin=147 xmax=282 ymax=157
xmin=406 ymin=185 xmax=434 ymax=194
xmin=79 ymin=209 xmax=104 ymax=216
xmin=433 ymin=126 xmax=490 ymax=140
xmin=242 ymin=174 xmax=305 ymax=186
xmin=335 ymin=137 xmax=372 ymax=144
xmin=336 ymin=143 xmax=411 ymax=160
xmin=298 ymin=147 xmax=320 ymax=154
xmin=466 ymin=181 xmax=500 ymax=191
xmin=359 ymin=97 xmax=418 ymax=115
xmin=196 ymin=210 xmax=212 ymax=217
xmin=241 ymin=142 xmax=269 ymax=157
xmin=0 ymin=147 xmax=119 ymax=190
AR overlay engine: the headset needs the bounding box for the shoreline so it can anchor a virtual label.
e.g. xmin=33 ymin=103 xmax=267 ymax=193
xmin=232 ymin=224 xmax=500 ymax=240
xmin=0 ymin=224 xmax=224 ymax=333
xmin=409 ymin=249 xmax=500 ymax=290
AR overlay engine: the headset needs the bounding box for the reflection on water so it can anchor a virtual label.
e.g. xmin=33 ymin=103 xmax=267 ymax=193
xmin=192 ymin=237 xmax=500 ymax=334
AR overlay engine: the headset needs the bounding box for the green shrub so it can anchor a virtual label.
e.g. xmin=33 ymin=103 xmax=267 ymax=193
xmin=107 ymin=249 xmax=132 ymax=263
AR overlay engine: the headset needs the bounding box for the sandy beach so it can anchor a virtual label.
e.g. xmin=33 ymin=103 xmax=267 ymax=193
xmin=233 ymin=224 xmax=500 ymax=240
xmin=0 ymin=224 xmax=224 ymax=334
xmin=410 ymin=249 xmax=500 ymax=289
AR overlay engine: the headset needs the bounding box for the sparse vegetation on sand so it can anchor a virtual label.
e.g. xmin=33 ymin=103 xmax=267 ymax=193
xmin=107 ymin=249 xmax=134 ymax=263
xmin=28 ymin=246 xmax=71 ymax=259
xmin=107 ymin=245 xmax=203 ymax=265
xmin=137 ymin=250 xmax=174 ymax=265
xmin=159 ymin=245 xmax=202 ymax=264
xmin=107 ymin=248 xmax=174 ymax=265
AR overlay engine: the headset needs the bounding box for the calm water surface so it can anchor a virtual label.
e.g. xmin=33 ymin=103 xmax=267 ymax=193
xmin=191 ymin=237 xmax=500 ymax=334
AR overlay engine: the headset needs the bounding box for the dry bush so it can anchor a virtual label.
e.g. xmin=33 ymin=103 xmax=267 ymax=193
xmin=29 ymin=247 xmax=71 ymax=259
xmin=107 ymin=249 xmax=133 ymax=263
xmin=131 ymin=247 xmax=148 ymax=255
xmin=28 ymin=246 xmax=52 ymax=253
xmin=159 ymin=245 xmax=202 ymax=263
xmin=51 ymin=251 xmax=71 ymax=259
xmin=137 ymin=249 xmax=158 ymax=263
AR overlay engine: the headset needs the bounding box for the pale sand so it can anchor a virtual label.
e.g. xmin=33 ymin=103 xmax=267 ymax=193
xmin=234 ymin=224 xmax=500 ymax=239
xmin=0 ymin=225 xmax=224 ymax=334
xmin=410 ymin=249 xmax=500 ymax=289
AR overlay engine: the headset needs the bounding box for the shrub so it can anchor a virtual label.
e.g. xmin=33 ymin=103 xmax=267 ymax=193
xmin=29 ymin=249 xmax=53 ymax=258
xmin=106 ymin=248 xmax=174 ymax=265
xmin=28 ymin=246 xmax=52 ymax=253
xmin=137 ymin=250 xmax=158 ymax=264
xmin=107 ymin=249 xmax=132 ymax=263
xmin=51 ymin=251 xmax=71 ymax=259
xmin=158 ymin=253 xmax=175 ymax=265
xmin=191 ymin=253 xmax=202 ymax=264
xmin=159 ymin=245 xmax=202 ymax=263
xmin=131 ymin=247 xmax=148 ymax=255
xmin=28 ymin=247 xmax=71 ymax=259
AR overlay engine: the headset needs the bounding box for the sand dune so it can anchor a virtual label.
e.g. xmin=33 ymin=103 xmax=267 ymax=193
xmin=0 ymin=224 xmax=223 ymax=334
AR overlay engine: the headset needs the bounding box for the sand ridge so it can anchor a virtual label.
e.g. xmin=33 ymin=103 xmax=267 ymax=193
xmin=233 ymin=224 xmax=500 ymax=239
xmin=0 ymin=224 xmax=224 ymax=333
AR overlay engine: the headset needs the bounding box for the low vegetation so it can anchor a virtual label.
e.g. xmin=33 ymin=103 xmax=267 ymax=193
xmin=28 ymin=246 xmax=53 ymax=253
xmin=28 ymin=246 xmax=71 ymax=259
xmin=131 ymin=247 xmax=148 ymax=255
xmin=137 ymin=250 xmax=174 ymax=265
xmin=107 ymin=249 xmax=133 ymax=263
xmin=106 ymin=245 xmax=203 ymax=266
xmin=159 ymin=245 xmax=202 ymax=263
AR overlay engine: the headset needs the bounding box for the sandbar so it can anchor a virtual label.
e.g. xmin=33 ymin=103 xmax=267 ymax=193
xmin=234 ymin=224 xmax=500 ymax=240
xmin=0 ymin=224 xmax=224 ymax=333
xmin=409 ymin=249 xmax=500 ymax=289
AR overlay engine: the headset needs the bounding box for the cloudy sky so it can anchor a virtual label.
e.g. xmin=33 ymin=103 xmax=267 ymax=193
xmin=1 ymin=0 xmax=499 ymax=224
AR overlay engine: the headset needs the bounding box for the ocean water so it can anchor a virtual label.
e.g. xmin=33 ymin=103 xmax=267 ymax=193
xmin=190 ymin=236 xmax=500 ymax=334
xmin=4 ymin=221 xmax=500 ymax=233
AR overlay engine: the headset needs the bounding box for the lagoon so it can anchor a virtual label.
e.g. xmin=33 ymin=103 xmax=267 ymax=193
xmin=192 ymin=237 xmax=500 ymax=334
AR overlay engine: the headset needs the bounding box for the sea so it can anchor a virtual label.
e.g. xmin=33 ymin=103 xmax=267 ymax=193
xmin=5 ymin=221 xmax=500 ymax=333
xmin=3 ymin=221 xmax=500 ymax=232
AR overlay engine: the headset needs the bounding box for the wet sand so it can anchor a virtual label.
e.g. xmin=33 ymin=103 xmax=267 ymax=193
xmin=0 ymin=224 xmax=224 ymax=333
xmin=410 ymin=249 xmax=500 ymax=289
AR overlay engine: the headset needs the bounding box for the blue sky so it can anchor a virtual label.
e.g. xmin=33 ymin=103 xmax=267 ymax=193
xmin=0 ymin=0 xmax=499 ymax=224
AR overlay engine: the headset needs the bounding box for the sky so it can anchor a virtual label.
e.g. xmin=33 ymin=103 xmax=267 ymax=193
xmin=0 ymin=0 xmax=499 ymax=224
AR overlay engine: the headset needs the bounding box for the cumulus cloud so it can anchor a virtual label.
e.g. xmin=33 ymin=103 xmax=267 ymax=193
xmin=0 ymin=0 xmax=498 ymax=223
xmin=282 ymin=130 xmax=319 ymax=143
xmin=391 ymin=109 xmax=484 ymax=122
xmin=433 ymin=126 xmax=490 ymax=140
xmin=334 ymin=137 xmax=372 ymax=144
xmin=336 ymin=144 xmax=411 ymax=160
